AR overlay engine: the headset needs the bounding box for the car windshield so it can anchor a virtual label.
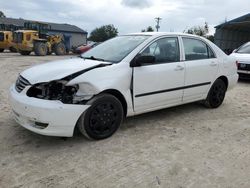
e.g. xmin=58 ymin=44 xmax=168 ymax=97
xmin=236 ymin=42 xmax=250 ymax=54
xmin=81 ymin=35 xmax=151 ymax=63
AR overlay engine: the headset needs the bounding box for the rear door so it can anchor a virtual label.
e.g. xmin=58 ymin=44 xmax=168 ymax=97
xmin=181 ymin=37 xmax=218 ymax=102
xmin=133 ymin=36 xmax=185 ymax=113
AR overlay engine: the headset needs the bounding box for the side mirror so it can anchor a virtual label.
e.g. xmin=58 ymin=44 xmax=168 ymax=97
xmin=233 ymin=49 xmax=237 ymax=53
xmin=130 ymin=55 xmax=155 ymax=67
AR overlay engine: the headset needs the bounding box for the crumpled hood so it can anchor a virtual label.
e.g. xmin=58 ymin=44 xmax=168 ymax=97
xmin=230 ymin=53 xmax=250 ymax=63
xmin=20 ymin=57 xmax=109 ymax=84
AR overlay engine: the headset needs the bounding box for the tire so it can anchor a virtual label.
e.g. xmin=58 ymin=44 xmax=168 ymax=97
xmin=77 ymin=94 xmax=124 ymax=140
xmin=204 ymin=79 xmax=227 ymax=108
xmin=34 ymin=42 xmax=47 ymax=56
xmin=9 ymin=47 xmax=17 ymax=52
xmin=19 ymin=50 xmax=31 ymax=55
xmin=54 ymin=42 xmax=66 ymax=55
xmin=0 ymin=49 xmax=4 ymax=52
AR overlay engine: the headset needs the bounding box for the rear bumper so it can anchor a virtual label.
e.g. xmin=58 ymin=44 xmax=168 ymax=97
xmin=238 ymin=73 xmax=250 ymax=80
xmin=227 ymin=73 xmax=239 ymax=90
xmin=9 ymin=85 xmax=90 ymax=137
xmin=238 ymin=68 xmax=250 ymax=79
xmin=238 ymin=70 xmax=250 ymax=75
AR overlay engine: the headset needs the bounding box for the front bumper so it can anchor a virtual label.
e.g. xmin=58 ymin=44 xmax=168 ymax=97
xmin=9 ymin=85 xmax=90 ymax=137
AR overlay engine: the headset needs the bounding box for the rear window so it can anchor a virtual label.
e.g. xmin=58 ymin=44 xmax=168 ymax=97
xmin=0 ymin=33 xmax=4 ymax=41
xmin=236 ymin=42 xmax=250 ymax=54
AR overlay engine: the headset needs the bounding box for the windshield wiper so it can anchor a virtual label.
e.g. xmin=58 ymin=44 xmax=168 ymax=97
xmin=82 ymin=56 xmax=105 ymax=61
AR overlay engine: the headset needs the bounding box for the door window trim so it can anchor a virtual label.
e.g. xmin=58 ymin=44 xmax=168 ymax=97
xmin=181 ymin=36 xmax=217 ymax=61
xmin=136 ymin=36 xmax=181 ymax=66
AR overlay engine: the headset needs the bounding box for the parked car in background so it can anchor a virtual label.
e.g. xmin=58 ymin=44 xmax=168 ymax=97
xmin=230 ymin=41 xmax=250 ymax=79
xmin=74 ymin=42 xmax=100 ymax=54
xmin=10 ymin=32 xmax=238 ymax=140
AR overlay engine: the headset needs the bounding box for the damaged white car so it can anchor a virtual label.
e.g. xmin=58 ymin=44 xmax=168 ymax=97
xmin=9 ymin=33 xmax=238 ymax=140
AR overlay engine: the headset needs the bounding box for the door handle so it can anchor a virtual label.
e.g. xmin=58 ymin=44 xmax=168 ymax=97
xmin=210 ymin=61 xmax=217 ymax=67
xmin=175 ymin=65 xmax=184 ymax=71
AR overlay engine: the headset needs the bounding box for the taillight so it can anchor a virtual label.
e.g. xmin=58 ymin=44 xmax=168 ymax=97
xmin=236 ymin=61 xmax=239 ymax=68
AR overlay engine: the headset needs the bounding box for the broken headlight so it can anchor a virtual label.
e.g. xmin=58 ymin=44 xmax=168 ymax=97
xmin=27 ymin=80 xmax=79 ymax=104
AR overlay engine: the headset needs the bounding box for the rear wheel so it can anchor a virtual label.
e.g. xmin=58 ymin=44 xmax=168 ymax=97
xmin=205 ymin=79 xmax=227 ymax=108
xmin=0 ymin=49 xmax=4 ymax=52
xmin=19 ymin=50 xmax=31 ymax=55
xmin=34 ymin=42 xmax=47 ymax=56
xmin=77 ymin=94 xmax=124 ymax=140
xmin=54 ymin=42 xmax=66 ymax=55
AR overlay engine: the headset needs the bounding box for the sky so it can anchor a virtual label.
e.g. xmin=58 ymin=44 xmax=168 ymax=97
xmin=1 ymin=0 xmax=250 ymax=35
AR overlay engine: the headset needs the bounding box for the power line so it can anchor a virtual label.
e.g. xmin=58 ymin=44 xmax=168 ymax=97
xmin=155 ymin=17 xmax=162 ymax=32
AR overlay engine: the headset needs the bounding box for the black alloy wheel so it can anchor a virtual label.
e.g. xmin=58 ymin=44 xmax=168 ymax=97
xmin=205 ymin=79 xmax=227 ymax=108
xmin=77 ymin=94 xmax=123 ymax=140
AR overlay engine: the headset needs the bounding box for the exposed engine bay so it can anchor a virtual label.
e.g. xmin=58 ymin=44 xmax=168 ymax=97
xmin=24 ymin=63 xmax=111 ymax=104
xmin=27 ymin=81 xmax=80 ymax=104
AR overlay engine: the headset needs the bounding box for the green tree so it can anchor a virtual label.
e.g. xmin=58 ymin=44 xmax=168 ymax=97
xmin=88 ymin=24 xmax=118 ymax=42
xmin=141 ymin=26 xmax=154 ymax=32
xmin=206 ymin=35 xmax=214 ymax=42
xmin=185 ymin=22 xmax=209 ymax=37
xmin=184 ymin=22 xmax=215 ymax=42
xmin=0 ymin=11 xmax=6 ymax=18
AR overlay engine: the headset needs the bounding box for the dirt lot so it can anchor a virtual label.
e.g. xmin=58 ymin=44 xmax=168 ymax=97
xmin=1 ymin=52 xmax=250 ymax=188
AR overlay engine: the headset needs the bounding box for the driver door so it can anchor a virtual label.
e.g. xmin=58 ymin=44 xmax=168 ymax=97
xmin=133 ymin=37 xmax=185 ymax=113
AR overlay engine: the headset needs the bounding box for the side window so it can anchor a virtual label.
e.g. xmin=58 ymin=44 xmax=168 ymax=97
xmin=183 ymin=38 xmax=209 ymax=61
xmin=141 ymin=37 xmax=180 ymax=63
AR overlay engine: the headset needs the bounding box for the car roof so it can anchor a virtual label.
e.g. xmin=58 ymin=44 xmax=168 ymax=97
xmin=126 ymin=32 xmax=200 ymax=37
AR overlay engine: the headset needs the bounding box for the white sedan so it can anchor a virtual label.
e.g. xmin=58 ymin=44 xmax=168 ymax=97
xmin=230 ymin=41 xmax=250 ymax=79
xmin=9 ymin=32 xmax=238 ymax=140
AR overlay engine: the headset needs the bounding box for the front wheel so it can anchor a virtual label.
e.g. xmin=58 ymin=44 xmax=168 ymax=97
xmin=34 ymin=42 xmax=48 ymax=56
xmin=77 ymin=94 xmax=124 ymax=140
xmin=54 ymin=42 xmax=66 ymax=55
xmin=205 ymin=79 xmax=227 ymax=108
xmin=0 ymin=48 xmax=4 ymax=52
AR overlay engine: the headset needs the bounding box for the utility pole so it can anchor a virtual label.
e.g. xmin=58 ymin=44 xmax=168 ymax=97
xmin=155 ymin=17 xmax=162 ymax=32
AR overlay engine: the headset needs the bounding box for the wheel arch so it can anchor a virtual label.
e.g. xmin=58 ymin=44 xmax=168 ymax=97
xmin=100 ymin=89 xmax=128 ymax=117
xmin=217 ymin=75 xmax=228 ymax=89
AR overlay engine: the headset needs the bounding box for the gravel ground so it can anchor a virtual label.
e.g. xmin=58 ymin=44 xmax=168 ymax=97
xmin=0 ymin=52 xmax=250 ymax=188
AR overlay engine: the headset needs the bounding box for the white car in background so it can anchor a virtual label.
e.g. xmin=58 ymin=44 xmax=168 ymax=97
xmin=230 ymin=41 xmax=250 ymax=79
xmin=9 ymin=32 xmax=238 ymax=140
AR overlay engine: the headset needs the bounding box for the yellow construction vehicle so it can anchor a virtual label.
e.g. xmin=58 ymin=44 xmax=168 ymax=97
xmin=0 ymin=24 xmax=19 ymax=52
xmin=14 ymin=21 xmax=66 ymax=56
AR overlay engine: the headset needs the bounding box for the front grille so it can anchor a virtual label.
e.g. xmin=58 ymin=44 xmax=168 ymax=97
xmin=15 ymin=75 xmax=31 ymax=93
xmin=238 ymin=62 xmax=250 ymax=71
